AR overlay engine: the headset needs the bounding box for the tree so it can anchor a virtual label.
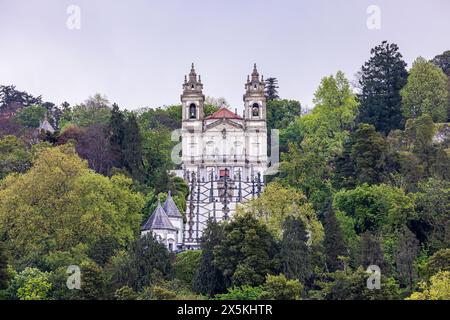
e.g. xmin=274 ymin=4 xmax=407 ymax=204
xmin=109 ymin=103 xmax=126 ymax=169
xmin=311 ymin=266 xmax=400 ymax=300
xmin=280 ymin=217 xmax=311 ymax=284
xmin=415 ymin=179 xmax=450 ymax=252
xmin=113 ymin=234 xmax=173 ymax=292
xmin=266 ymin=99 xmax=301 ymax=130
xmin=173 ymin=250 xmax=202 ymax=289
xmin=123 ymin=114 xmax=145 ymax=183
xmin=214 ymin=213 xmax=278 ymax=287
xmin=261 ymin=274 xmax=302 ymax=300
xmin=395 ymin=227 xmax=420 ymax=289
xmin=0 ymin=135 xmax=32 ymax=179
xmin=324 ymin=205 xmax=348 ymax=272
xmin=431 ymin=50 xmax=450 ymax=120
xmin=0 ymin=241 xmax=10 ymax=290
xmin=333 ymin=137 xmax=356 ymax=189
xmin=214 ymin=285 xmax=264 ymax=300
xmin=280 ymin=71 xmax=358 ymax=212
xmin=193 ymin=220 xmax=226 ymax=297
xmin=0 ymin=85 xmax=41 ymax=111
xmin=265 ymin=77 xmax=279 ymax=101
xmin=238 ymin=182 xmax=322 ymax=246
xmin=14 ymin=105 xmax=47 ymax=128
xmin=78 ymin=260 xmax=104 ymax=300
xmin=406 ymin=271 xmax=450 ymax=300
xmin=351 ymin=124 xmax=388 ymax=185
xmin=426 ymin=249 xmax=450 ymax=276
xmin=333 ymin=184 xmax=415 ymax=235
xmin=8 ymin=267 xmax=52 ymax=300
xmin=401 ymin=57 xmax=448 ymax=122
xmin=357 ymin=232 xmax=386 ymax=271
xmin=0 ymin=144 xmax=144 ymax=267
xmin=357 ymin=41 xmax=408 ymax=134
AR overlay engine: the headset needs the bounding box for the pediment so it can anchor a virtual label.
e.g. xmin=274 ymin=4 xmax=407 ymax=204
xmin=204 ymin=118 xmax=245 ymax=131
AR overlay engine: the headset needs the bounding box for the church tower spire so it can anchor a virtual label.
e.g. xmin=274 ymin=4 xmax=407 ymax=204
xmin=244 ymin=63 xmax=266 ymax=120
xmin=181 ymin=63 xmax=205 ymax=121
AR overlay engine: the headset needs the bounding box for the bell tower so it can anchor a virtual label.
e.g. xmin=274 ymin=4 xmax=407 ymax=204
xmin=243 ymin=64 xmax=266 ymax=120
xmin=181 ymin=63 xmax=205 ymax=121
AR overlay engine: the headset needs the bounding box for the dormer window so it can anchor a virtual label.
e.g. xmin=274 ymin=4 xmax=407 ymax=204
xmin=189 ymin=103 xmax=197 ymax=119
xmin=252 ymin=103 xmax=260 ymax=117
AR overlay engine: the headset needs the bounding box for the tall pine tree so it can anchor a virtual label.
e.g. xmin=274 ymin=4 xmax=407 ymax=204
xmin=193 ymin=219 xmax=226 ymax=297
xmin=324 ymin=204 xmax=348 ymax=272
xmin=265 ymin=77 xmax=280 ymax=101
xmin=280 ymin=216 xmax=311 ymax=284
xmin=109 ymin=103 xmax=126 ymax=169
xmin=123 ymin=113 xmax=145 ymax=183
xmin=357 ymin=231 xmax=386 ymax=271
xmin=357 ymin=41 xmax=408 ymax=134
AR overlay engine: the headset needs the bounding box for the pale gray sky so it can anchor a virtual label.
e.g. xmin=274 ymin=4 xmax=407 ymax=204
xmin=0 ymin=0 xmax=449 ymax=110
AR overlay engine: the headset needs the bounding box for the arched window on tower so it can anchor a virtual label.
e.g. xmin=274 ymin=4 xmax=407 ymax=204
xmin=252 ymin=103 xmax=260 ymax=117
xmin=189 ymin=103 xmax=197 ymax=119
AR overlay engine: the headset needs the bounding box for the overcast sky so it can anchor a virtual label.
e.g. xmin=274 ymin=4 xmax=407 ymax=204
xmin=0 ymin=0 xmax=449 ymax=111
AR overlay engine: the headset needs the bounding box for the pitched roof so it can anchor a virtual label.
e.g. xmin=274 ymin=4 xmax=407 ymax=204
xmin=163 ymin=191 xmax=182 ymax=218
xmin=141 ymin=202 xmax=176 ymax=231
xmin=205 ymin=107 xmax=243 ymax=120
xmin=39 ymin=118 xmax=55 ymax=133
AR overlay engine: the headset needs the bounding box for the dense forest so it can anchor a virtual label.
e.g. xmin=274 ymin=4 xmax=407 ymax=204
xmin=0 ymin=42 xmax=449 ymax=300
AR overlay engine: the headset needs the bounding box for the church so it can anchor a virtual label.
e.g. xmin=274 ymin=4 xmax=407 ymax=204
xmin=142 ymin=64 xmax=268 ymax=250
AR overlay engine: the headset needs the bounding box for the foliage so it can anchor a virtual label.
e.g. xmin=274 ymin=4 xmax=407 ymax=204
xmin=8 ymin=267 xmax=52 ymax=300
xmin=401 ymin=57 xmax=449 ymax=122
xmin=173 ymin=250 xmax=202 ymax=289
xmin=357 ymin=41 xmax=408 ymax=134
xmin=111 ymin=234 xmax=173 ymax=292
xmin=0 ymin=144 xmax=144 ymax=267
xmin=406 ymin=271 xmax=450 ymax=300
xmin=214 ymin=285 xmax=264 ymax=300
xmin=265 ymin=77 xmax=279 ymax=101
xmin=0 ymin=135 xmax=31 ymax=180
xmin=261 ymin=274 xmax=302 ymax=300
xmin=310 ymin=266 xmax=401 ymax=300
xmin=280 ymin=217 xmax=311 ymax=284
xmin=14 ymin=105 xmax=47 ymax=128
xmin=193 ymin=220 xmax=226 ymax=297
xmin=324 ymin=206 xmax=348 ymax=272
xmin=214 ymin=213 xmax=278 ymax=288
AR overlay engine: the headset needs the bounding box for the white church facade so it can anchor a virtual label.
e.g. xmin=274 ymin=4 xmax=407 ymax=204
xmin=142 ymin=64 xmax=268 ymax=250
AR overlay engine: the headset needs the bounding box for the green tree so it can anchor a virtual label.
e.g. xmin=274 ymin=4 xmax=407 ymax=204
xmin=173 ymin=250 xmax=202 ymax=289
xmin=214 ymin=285 xmax=264 ymax=300
xmin=266 ymin=99 xmax=301 ymax=130
xmin=0 ymin=144 xmax=144 ymax=267
xmin=324 ymin=205 xmax=348 ymax=272
xmin=78 ymin=260 xmax=104 ymax=300
xmin=108 ymin=103 xmax=126 ymax=169
xmin=261 ymin=274 xmax=302 ymax=300
xmin=14 ymin=104 xmax=47 ymax=128
xmin=395 ymin=227 xmax=420 ymax=289
xmin=311 ymin=266 xmax=400 ymax=300
xmin=8 ymin=267 xmax=52 ymax=300
xmin=193 ymin=220 xmax=226 ymax=297
xmin=401 ymin=57 xmax=449 ymax=122
xmin=351 ymin=124 xmax=388 ymax=185
xmin=280 ymin=217 xmax=311 ymax=284
xmin=214 ymin=213 xmax=278 ymax=287
xmin=357 ymin=232 xmax=386 ymax=270
xmin=123 ymin=114 xmax=145 ymax=183
xmin=113 ymin=234 xmax=173 ymax=292
xmin=0 ymin=135 xmax=31 ymax=179
xmin=415 ymin=179 xmax=450 ymax=252
xmin=406 ymin=271 xmax=450 ymax=300
xmin=431 ymin=50 xmax=450 ymax=121
xmin=357 ymin=41 xmax=408 ymax=134
xmin=265 ymin=77 xmax=279 ymax=101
